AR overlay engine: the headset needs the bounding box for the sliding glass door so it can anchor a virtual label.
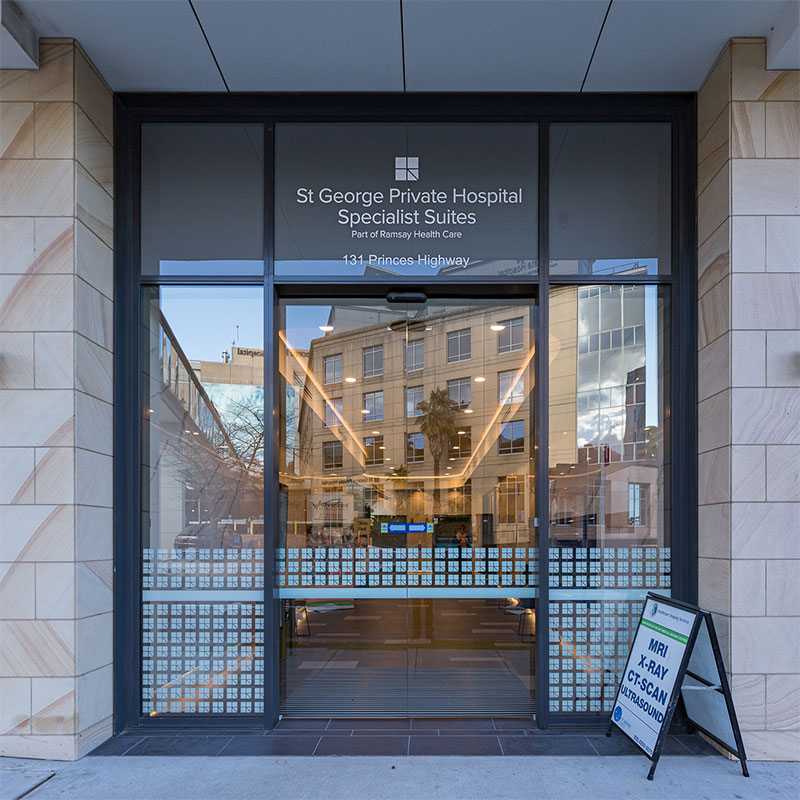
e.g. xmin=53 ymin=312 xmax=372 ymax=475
xmin=278 ymin=297 xmax=537 ymax=716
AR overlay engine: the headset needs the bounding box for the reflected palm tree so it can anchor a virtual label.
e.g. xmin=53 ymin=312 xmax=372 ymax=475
xmin=416 ymin=387 xmax=458 ymax=513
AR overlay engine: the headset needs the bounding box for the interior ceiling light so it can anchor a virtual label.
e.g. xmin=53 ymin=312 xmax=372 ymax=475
xmin=361 ymin=409 xmax=369 ymax=414
xmin=345 ymin=377 xmax=357 ymax=383
xmin=474 ymin=376 xmax=486 ymax=382
xmin=446 ymin=466 xmax=452 ymax=470
xmin=379 ymin=446 xmax=385 ymax=450
xmin=464 ymin=408 xmax=474 ymax=413
xmin=319 ymin=325 xmax=334 ymax=332
xmin=490 ymin=324 xmax=506 ymax=332
xmin=457 ymin=430 xmax=466 ymax=435
xmin=371 ymin=430 xmax=380 ymax=435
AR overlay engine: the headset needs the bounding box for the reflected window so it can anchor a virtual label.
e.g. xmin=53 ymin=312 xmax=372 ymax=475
xmin=364 ymin=435 xmax=384 ymax=466
xmin=498 ymin=317 xmax=524 ymax=354
xmin=628 ymin=482 xmax=647 ymax=526
xmin=499 ymin=420 xmax=525 ymax=455
xmin=325 ymin=397 xmax=342 ymax=427
xmin=449 ymin=428 xmax=472 ymax=459
xmin=324 ymin=354 xmax=342 ymax=384
xmin=406 ymin=339 xmax=424 ymax=371
xmin=363 ymin=345 xmax=383 ymax=378
xmin=498 ymin=475 xmax=525 ymax=523
xmin=448 ymin=377 xmax=471 ymax=410
xmin=407 ymin=385 xmax=424 ymax=418
xmin=363 ymin=391 xmax=383 ymax=422
xmin=447 ymin=328 xmax=471 ymax=363
xmin=449 ymin=478 xmax=472 ymax=513
xmin=407 ymin=432 xmax=424 ymax=463
xmin=498 ymin=370 xmax=524 ymax=404
xmin=323 ymin=440 xmax=343 ymax=469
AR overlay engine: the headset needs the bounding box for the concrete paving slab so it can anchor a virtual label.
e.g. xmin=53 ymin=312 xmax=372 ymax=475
xmin=1 ymin=755 xmax=797 ymax=800
xmin=0 ymin=767 xmax=54 ymax=800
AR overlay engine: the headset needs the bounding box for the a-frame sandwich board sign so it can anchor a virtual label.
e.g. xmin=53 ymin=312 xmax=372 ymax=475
xmin=607 ymin=592 xmax=749 ymax=780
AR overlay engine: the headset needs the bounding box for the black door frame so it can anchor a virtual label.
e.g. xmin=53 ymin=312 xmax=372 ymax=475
xmin=113 ymin=93 xmax=696 ymax=733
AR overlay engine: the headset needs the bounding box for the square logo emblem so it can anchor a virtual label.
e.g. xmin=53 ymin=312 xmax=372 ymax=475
xmin=395 ymin=156 xmax=419 ymax=181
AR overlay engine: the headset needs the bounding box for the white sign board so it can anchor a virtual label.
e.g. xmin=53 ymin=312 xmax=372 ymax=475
xmin=611 ymin=596 xmax=698 ymax=756
xmin=308 ymin=494 xmax=355 ymax=525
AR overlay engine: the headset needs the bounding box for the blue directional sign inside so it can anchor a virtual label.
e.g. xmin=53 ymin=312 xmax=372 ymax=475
xmin=380 ymin=522 xmax=433 ymax=534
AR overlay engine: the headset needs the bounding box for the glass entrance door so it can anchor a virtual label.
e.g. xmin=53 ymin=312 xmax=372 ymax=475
xmin=278 ymin=297 xmax=537 ymax=716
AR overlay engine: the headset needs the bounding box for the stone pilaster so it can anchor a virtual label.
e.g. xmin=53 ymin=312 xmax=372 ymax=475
xmin=0 ymin=39 xmax=114 ymax=760
xmin=697 ymin=37 xmax=800 ymax=762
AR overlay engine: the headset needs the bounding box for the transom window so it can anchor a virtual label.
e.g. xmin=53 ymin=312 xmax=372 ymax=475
xmin=363 ymin=390 xmax=383 ymax=422
xmin=407 ymin=432 xmax=424 ymax=463
xmin=363 ymin=345 xmax=383 ymax=378
xmin=448 ymin=428 xmax=472 ymax=459
xmin=497 ymin=317 xmax=524 ymax=354
xmin=498 ymin=370 xmax=524 ymax=404
xmin=324 ymin=354 xmax=342 ymax=384
xmin=406 ymin=339 xmax=424 ymax=371
xmin=323 ymin=440 xmax=343 ymax=469
xmin=446 ymin=328 xmax=471 ymax=363
xmin=447 ymin=377 xmax=471 ymax=410
xmin=407 ymin=385 xmax=424 ymax=417
xmin=499 ymin=420 xmax=525 ymax=455
xmin=364 ymin=435 xmax=384 ymax=466
xmin=325 ymin=397 xmax=343 ymax=427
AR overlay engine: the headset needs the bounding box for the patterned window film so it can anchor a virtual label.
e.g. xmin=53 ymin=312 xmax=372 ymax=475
xmin=141 ymin=549 xmax=264 ymax=715
xmin=276 ymin=546 xmax=539 ymax=591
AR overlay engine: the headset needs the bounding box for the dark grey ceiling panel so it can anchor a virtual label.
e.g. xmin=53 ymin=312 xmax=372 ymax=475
xmin=194 ymin=0 xmax=403 ymax=91
xmin=401 ymin=0 xmax=607 ymax=91
xmin=18 ymin=0 xmax=226 ymax=90
xmin=585 ymin=0 xmax=788 ymax=91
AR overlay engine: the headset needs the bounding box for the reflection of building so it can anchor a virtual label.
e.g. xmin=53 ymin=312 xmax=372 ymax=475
xmin=548 ymin=285 xmax=665 ymax=547
xmin=143 ymin=312 xmax=266 ymax=550
xmin=281 ymin=304 xmax=535 ymax=549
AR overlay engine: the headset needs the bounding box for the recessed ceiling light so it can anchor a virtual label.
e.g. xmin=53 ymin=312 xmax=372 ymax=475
xmin=457 ymin=430 xmax=466 ymax=435
xmin=446 ymin=466 xmax=452 ymax=470
xmin=386 ymin=457 xmax=391 ymax=461
xmin=464 ymin=408 xmax=474 ymax=414
xmin=319 ymin=325 xmax=334 ymax=332
xmin=379 ymin=446 xmax=385 ymax=450
xmin=361 ymin=409 xmax=369 ymax=414
xmin=452 ymin=445 xmax=460 ymax=450
xmin=371 ymin=430 xmax=380 ymax=435
xmin=490 ymin=324 xmax=506 ymax=332
xmin=474 ymin=376 xmax=486 ymax=383
xmin=345 ymin=377 xmax=357 ymax=383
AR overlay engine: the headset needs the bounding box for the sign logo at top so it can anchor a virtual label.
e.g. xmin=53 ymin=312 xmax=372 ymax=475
xmin=395 ymin=156 xmax=419 ymax=181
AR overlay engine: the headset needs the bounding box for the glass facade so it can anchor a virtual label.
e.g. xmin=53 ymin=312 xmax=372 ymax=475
xmin=140 ymin=286 xmax=265 ymax=715
xmin=124 ymin=107 xmax=692 ymax=729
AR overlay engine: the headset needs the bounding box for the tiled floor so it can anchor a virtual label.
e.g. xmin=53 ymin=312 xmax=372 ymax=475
xmin=89 ymin=719 xmax=721 ymax=758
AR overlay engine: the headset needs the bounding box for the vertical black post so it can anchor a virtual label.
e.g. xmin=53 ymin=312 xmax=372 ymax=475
xmin=113 ymin=99 xmax=141 ymax=731
xmin=534 ymin=122 xmax=551 ymax=729
xmin=263 ymin=122 xmax=280 ymax=728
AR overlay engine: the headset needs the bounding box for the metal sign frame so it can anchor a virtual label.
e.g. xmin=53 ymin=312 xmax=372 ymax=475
xmin=607 ymin=592 xmax=749 ymax=780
